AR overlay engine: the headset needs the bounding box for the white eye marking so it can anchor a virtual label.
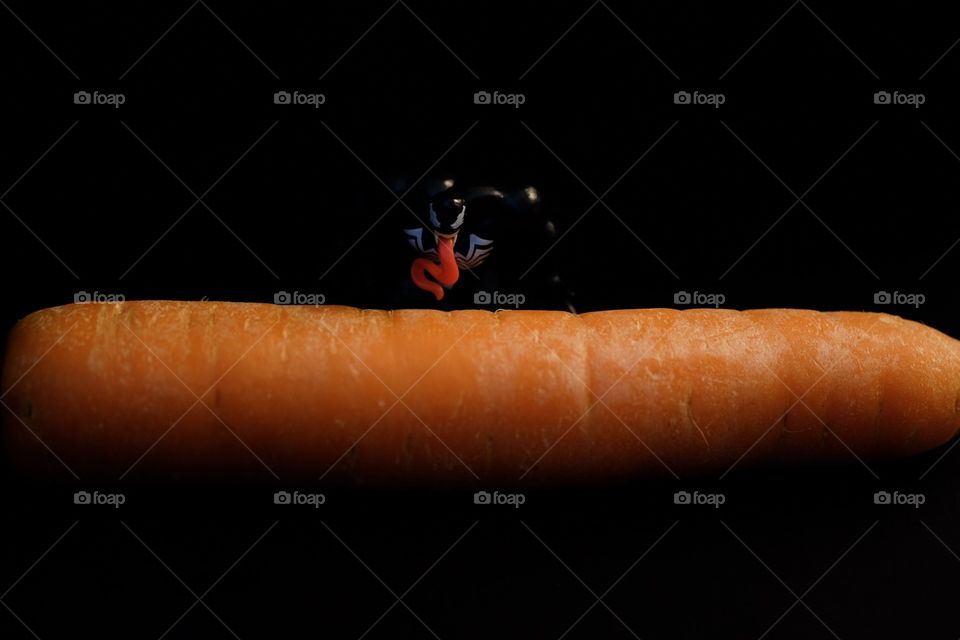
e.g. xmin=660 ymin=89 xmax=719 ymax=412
xmin=429 ymin=203 xmax=440 ymax=228
xmin=451 ymin=205 xmax=466 ymax=229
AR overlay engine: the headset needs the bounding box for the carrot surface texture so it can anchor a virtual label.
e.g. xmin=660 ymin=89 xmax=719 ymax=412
xmin=3 ymin=301 xmax=959 ymax=484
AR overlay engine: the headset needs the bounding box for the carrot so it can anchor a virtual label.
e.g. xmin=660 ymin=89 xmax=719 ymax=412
xmin=3 ymin=301 xmax=959 ymax=483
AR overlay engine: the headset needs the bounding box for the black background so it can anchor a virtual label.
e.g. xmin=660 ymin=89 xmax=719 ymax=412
xmin=3 ymin=1 xmax=960 ymax=638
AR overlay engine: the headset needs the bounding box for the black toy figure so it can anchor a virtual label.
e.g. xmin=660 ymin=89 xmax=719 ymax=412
xmin=390 ymin=178 xmax=575 ymax=311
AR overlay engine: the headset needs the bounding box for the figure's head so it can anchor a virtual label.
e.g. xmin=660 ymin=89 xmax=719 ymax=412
xmin=428 ymin=192 xmax=466 ymax=238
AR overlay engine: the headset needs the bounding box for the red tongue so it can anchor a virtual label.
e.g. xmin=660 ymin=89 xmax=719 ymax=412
xmin=411 ymin=236 xmax=460 ymax=300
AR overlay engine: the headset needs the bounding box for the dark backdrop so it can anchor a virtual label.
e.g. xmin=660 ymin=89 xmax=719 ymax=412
xmin=3 ymin=2 xmax=960 ymax=638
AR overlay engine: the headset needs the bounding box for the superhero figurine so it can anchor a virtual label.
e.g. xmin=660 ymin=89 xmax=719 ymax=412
xmin=392 ymin=178 xmax=575 ymax=311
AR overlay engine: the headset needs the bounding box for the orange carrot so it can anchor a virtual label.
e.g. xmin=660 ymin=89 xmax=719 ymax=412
xmin=3 ymin=302 xmax=959 ymax=483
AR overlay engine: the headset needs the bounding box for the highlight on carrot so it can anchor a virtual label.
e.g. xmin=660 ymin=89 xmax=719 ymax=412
xmin=3 ymin=301 xmax=960 ymax=484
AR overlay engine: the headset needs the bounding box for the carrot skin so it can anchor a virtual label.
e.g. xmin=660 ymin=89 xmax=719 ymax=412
xmin=3 ymin=302 xmax=959 ymax=484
